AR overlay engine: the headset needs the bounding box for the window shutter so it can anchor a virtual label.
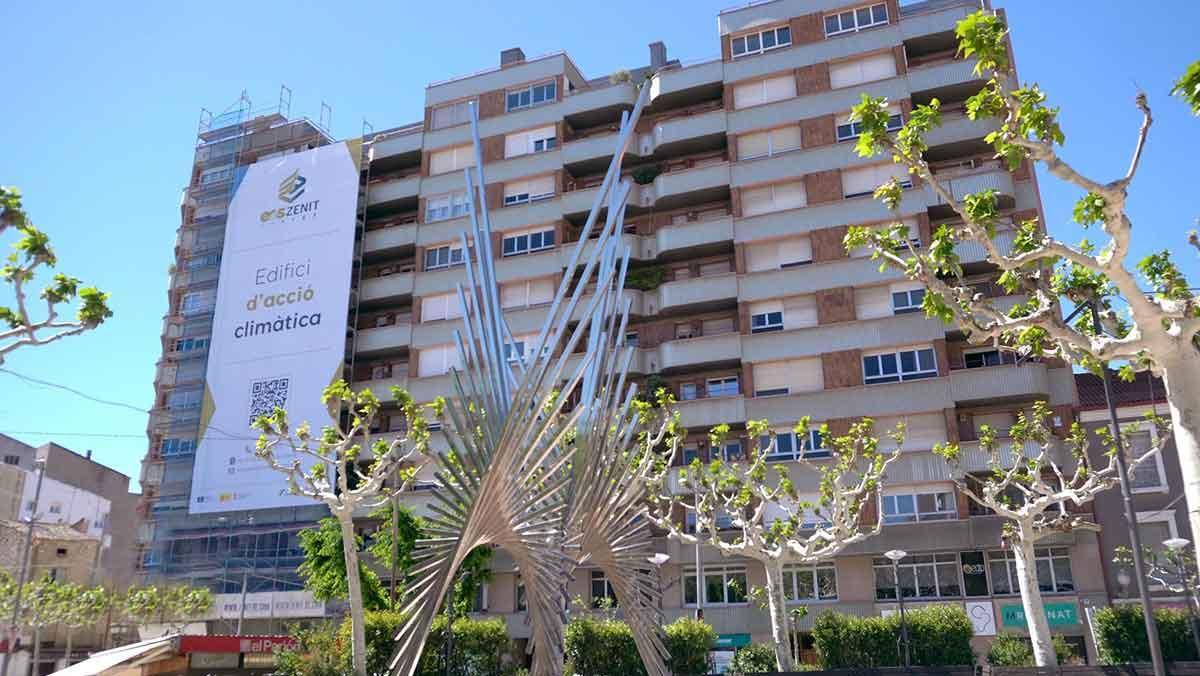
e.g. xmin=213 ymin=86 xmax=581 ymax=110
xmin=786 ymin=358 xmax=824 ymax=392
xmin=501 ymin=282 xmax=527 ymax=309
xmin=430 ymin=148 xmax=455 ymax=175
xmin=741 ymin=186 xmax=773 ymax=216
xmin=855 ymin=286 xmax=892 ymax=320
xmin=745 ymin=241 xmax=779 ymax=272
xmin=749 ymin=300 xmax=783 ymax=317
xmin=778 ymin=236 xmax=812 ymax=266
xmin=753 ymin=363 xmax=790 ymax=393
xmin=421 ymin=295 xmax=447 ymax=322
xmin=528 ymin=175 xmax=555 ymax=197
xmin=841 ymin=165 xmax=878 ymax=197
xmin=975 ymin=412 xmax=1015 ymax=437
xmin=860 ymin=53 xmax=897 ymax=82
xmin=503 ymin=180 xmax=528 ymax=200
xmin=528 ymin=277 xmax=555 ymax=305
xmin=702 ymin=317 xmax=735 ymax=335
xmin=418 ymin=346 xmax=446 ymax=377
xmin=773 ymin=181 xmax=807 ymax=210
xmin=504 ymin=132 xmax=527 ymax=158
xmin=890 ymin=280 xmax=924 ymax=294
xmin=772 ymin=126 xmax=802 ymax=154
xmin=738 ymin=131 xmax=770 ymax=160
xmin=782 ymin=295 xmax=818 ymax=329
xmin=762 ymin=75 xmax=797 ymax=104
xmin=733 ymin=81 xmax=764 ymax=109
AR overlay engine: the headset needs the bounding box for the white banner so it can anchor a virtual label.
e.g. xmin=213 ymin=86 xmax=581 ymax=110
xmin=188 ymin=141 xmax=361 ymax=514
xmin=207 ymin=590 xmax=327 ymax=619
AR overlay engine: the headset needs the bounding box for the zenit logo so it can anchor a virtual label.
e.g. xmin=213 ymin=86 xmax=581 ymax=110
xmin=278 ymin=169 xmax=307 ymax=203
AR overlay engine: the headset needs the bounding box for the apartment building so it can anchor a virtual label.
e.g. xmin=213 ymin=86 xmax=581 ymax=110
xmin=1077 ymin=371 xmax=1191 ymax=609
xmin=138 ymin=0 xmax=1096 ymax=660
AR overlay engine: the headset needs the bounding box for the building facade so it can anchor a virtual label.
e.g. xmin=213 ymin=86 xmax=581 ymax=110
xmin=137 ymin=0 xmax=1099 ymax=661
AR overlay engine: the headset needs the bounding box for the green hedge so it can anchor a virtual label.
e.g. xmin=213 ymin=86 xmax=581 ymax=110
xmin=664 ymin=617 xmax=716 ymax=676
xmin=727 ymin=643 xmax=777 ymax=673
xmin=1094 ymin=604 xmax=1199 ymax=664
xmin=986 ymin=631 xmax=1075 ymax=666
xmin=812 ymin=605 xmax=975 ymax=668
xmin=418 ymin=615 xmax=513 ymax=676
xmin=565 ymin=616 xmax=647 ymax=676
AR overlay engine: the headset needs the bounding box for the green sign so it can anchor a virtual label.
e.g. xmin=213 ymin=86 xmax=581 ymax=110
xmin=715 ymin=633 xmax=751 ymax=649
xmin=1001 ymin=602 xmax=1078 ymax=628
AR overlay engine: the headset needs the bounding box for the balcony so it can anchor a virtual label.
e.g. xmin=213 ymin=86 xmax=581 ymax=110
xmin=746 ymin=378 xmax=954 ymax=423
xmin=908 ymin=58 xmax=982 ymax=95
xmin=561 ymin=82 xmax=638 ymax=118
xmin=356 ymin=321 xmax=413 ymax=354
xmin=354 ymin=375 xmax=409 ymax=402
xmin=657 ymin=332 xmax=742 ymax=372
xmin=957 ymin=438 xmax=1057 ymax=473
xmin=367 ymin=174 xmax=421 ymax=207
xmin=739 ymin=257 xmax=907 ymax=303
xmin=644 ymin=108 xmax=726 ymax=156
xmin=370 ymin=125 xmax=423 ymax=161
xmin=930 ymin=167 xmax=1015 ymax=205
xmin=360 ymin=271 xmax=414 ymax=302
xmin=674 ymin=395 xmax=747 ymax=429
xmin=655 ymin=214 xmax=734 ymax=258
xmin=654 ymin=273 xmax=738 ymax=315
xmin=562 ymin=131 xmax=628 ymax=167
xmin=950 ymin=362 xmax=1050 ymax=404
xmin=955 ymin=228 xmax=1016 ymax=264
xmin=650 ymin=161 xmax=730 ymax=209
xmin=363 ymin=223 xmax=417 ymax=254
xmin=743 ymin=312 xmax=947 ymax=363
xmin=649 ymin=59 xmax=723 ymax=102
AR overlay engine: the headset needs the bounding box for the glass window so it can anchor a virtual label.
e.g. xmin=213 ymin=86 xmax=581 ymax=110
xmin=424 ymin=245 xmax=464 ymax=270
xmin=874 ymin=553 xmax=960 ymax=600
xmin=783 ymin=565 xmax=838 ymax=601
xmin=751 ymin=311 xmax=784 ymax=333
xmin=892 ymin=288 xmax=925 ymax=314
xmin=502 ymin=229 xmax=555 ymax=256
xmin=964 ymin=349 xmax=1004 ymax=369
xmin=721 ymin=440 xmax=745 ymax=463
xmin=824 ymin=2 xmax=889 ymax=36
xmin=685 ymin=566 xmax=748 ymax=606
xmin=731 ymin=26 xmax=792 ymax=59
xmin=590 ymin=570 xmax=618 ymax=608
xmin=1129 ymin=432 xmax=1164 ymax=489
xmin=706 ymin=377 xmax=739 ymax=398
xmin=680 ymin=383 xmax=698 ymax=401
xmin=507 ymin=81 xmax=556 ymax=111
xmin=988 ymin=548 xmax=1074 ymax=594
xmin=515 ymin=580 xmax=527 ymax=611
xmin=883 ymin=491 xmax=955 ymax=523
xmin=864 ymin=348 xmax=937 ymax=384
xmin=682 ymin=445 xmax=700 ymax=465
xmin=960 ymin=552 xmax=990 ymax=597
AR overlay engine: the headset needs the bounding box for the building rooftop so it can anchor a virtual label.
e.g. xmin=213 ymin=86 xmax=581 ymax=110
xmin=1075 ymin=370 xmax=1166 ymax=410
xmin=0 ymin=519 xmax=100 ymax=541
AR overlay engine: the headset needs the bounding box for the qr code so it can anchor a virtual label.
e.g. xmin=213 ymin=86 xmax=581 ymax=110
xmin=248 ymin=376 xmax=290 ymax=426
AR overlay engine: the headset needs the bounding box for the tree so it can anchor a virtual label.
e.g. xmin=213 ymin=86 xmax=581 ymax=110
xmin=0 ymin=186 xmax=111 ymax=363
xmin=844 ymin=9 xmax=1200 ymax=575
xmin=56 ymin=582 xmax=110 ymax=664
xmin=367 ymin=502 xmax=423 ymax=606
xmin=298 ymin=517 xmax=389 ymax=611
xmin=648 ymin=418 xmax=902 ymax=671
xmin=934 ymin=402 xmax=1166 ymax=664
xmin=253 ymin=381 xmax=430 ymax=676
xmin=20 ymin=575 xmax=66 ymax=674
xmin=1172 ymin=60 xmax=1200 ymax=115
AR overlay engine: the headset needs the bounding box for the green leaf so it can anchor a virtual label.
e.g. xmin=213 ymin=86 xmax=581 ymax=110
xmin=1171 ymin=60 xmax=1200 ymax=115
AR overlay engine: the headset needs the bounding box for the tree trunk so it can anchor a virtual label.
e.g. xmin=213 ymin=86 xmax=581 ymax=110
xmin=64 ymin=630 xmax=72 ymax=667
xmin=1012 ymin=524 xmax=1057 ymax=667
xmin=762 ymin=560 xmax=795 ymax=672
xmin=32 ymin=625 xmax=41 ymax=676
xmin=336 ymin=510 xmax=368 ymax=676
xmin=1161 ymin=354 xmax=1200 ymax=568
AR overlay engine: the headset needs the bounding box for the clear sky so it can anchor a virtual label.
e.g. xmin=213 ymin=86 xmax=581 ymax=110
xmin=1 ymin=1 xmax=1197 ymax=486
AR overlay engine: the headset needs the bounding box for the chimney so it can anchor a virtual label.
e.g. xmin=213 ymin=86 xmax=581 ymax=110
xmin=649 ymin=41 xmax=668 ymax=69
xmin=500 ymin=47 xmax=526 ymax=68
xmin=86 ymin=449 xmax=93 ymax=459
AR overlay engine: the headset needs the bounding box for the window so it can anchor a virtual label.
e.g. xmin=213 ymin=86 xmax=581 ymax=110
xmin=624 ymin=332 xmax=639 ymax=347
xmin=842 ymin=163 xmax=911 ymax=199
xmin=681 ymin=445 xmax=701 ymax=465
xmin=167 ymin=390 xmax=202 ymax=410
xmin=675 ymin=323 xmax=696 ymax=340
xmin=684 ymin=565 xmax=748 ymax=606
xmin=752 ymin=358 xmax=823 ymax=397
xmin=751 ymin=310 xmax=784 ymax=334
xmin=720 ymin=440 xmax=745 ymax=463
xmin=730 ymin=25 xmax=791 ymax=58
xmin=507 ymin=81 xmax=556 ymax=111
xmin=738 ymin=126 xmax=802 ymax=160
xmin=680 ymin=383 xmax=698 ymax=401
xmin=824 ymin=3 xmax=889 ymax=37
xmin=702 ymin=317 xmax=736 ymax=336
xmin=590 ymin=570 xmax=618 ymax=608
xmin=882 ymin=490 xmax=956 ymax=524
xmin=863 ymin=347 xmax=938 ymax=384
xmin=505 ymin=126 xmax=557 ymax=158
xmin=417 ymin=344 xmax=461 ymax=378
xmin=429 ymin=145 xmax=475 ymax=175
xmin=3 ymin=455 xmax=19 ymax=466
xmin=784 ymin=565 xmax=838 ymax=601
xmin=420 ymin=292 xmax=466 ymax=322
xmin=502 ymin=228 xmax=555 ymax=256
xmin=759 ymin=428 xmax=826 ymax=461
xmin=837 ymin=108 xmax=903 ymax=142
xmin=424 ymin=244 xmax=465 ymax=270
xmin=1136 ymin=511 xmax=1178 ymax=562
xmin=503 ymin=341 xmax=525 ymax=363
xmin=515 ymin=579 xmax=527 ymax=612
xmin=706 ymin=376 xmax=739 ymax=398
xmin=891 ymin=287 xmax=925 ymax=314
xmin=432 ymin=99 xmax=474 ymax=129
xmin=470 ymin=583 xmax=488 ymax=613
xmin=501 ymin=277 xmax=555 ymax=309
xmin=180 ymin=291 xmax=214 ymax=316
xmin=732 ymin=75 xmax=797 ymax=109
xmin=48 ymin=502 xmax=63 ymax=515
xmin=186 ymin=253 xmax=220 ymax=270
xmin=1129 ymin=431 xmax=1166 ymax=492
xmin=988 ymin=547 xmax=1074 ymax=594
xmin=161 ymin=438 xmax=196 ymax=457
xmin=874 ymin=553 xmax=961 ymax=599
xmin=425 ymin=190 xmax=470 ymax=222
xmin=745 ymin=237 xmax=813 ymax=271
xmin=963 ymin=349 xmax=1004 ymax=369
xmin=741 ymin=181 xmax=806 ymax=216
xmin=503 ymin=176 xmax=556 ymax=206
xmin=173 ymin=337 xmax=209 ymax=353
xmin=830 ymin=52 xmax=898 ymax=89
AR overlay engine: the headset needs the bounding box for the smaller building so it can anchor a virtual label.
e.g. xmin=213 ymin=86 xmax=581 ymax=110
xmin=1076 ymin=371 xmax=1189 ymax=606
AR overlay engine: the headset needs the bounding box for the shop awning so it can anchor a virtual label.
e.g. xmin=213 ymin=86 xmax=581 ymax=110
xmin=50 ymin=635 xmax=178 ymax=676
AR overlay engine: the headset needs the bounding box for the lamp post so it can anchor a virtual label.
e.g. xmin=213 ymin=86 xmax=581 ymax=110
xmin=0 ymin=458 xmax=46 ymax=676
xmin=885 ymin=549 xmax=910 ymax=668
xmin=648 ymin=553 xmax=671 ymax=609
xmin=1165 ymin=537 xmax=1200 ymax=658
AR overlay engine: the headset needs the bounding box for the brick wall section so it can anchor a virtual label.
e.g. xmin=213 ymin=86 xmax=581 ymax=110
xmin=789 ymin=13 xmax=826 ymax=45
xmin=490 ymin=231 xmax=503 ymax=259
xmin=886 ymin=0 xmax=900 ymax=24
xmin=933 ymin=338 xmax=950 ymax=377
xmin=816 ymin=287 xmax=856 ymax=324
xmin=733 ymin=243 xmax=747 ymax=274
xmin=414 ymin=245 xmax=426 ymax=271
xmin=485 ymin=183 xmax=504 ymax=210
xmin=721 ymin=35 xmax=732 ymax=62
xmin=740 ymin=364 xmax=755 ymax=402
xmin=943 ymin=408 xmax=960 ymax=444
xmin=800 ymin=114 xmax=836 ymax=148
xmin=822 ymin=348 xmax=862 ymax=389
xmin=804 ymin=169 xmax=842 ymax=205
xmin=859 ymin=491 xmax=879 ymax=526
xmin=420 ymin=151 xmax=431 ymax=177
xmin=916 ymin=212 xmax=932 ymax=248
xmin=416 ymin=198 xmax=427 ymax=224
xmin=794 ymin=63 xmax=831 ymax=96
xmin=738 ymin=302 xmax=751 ymax=335
xmin=723 ymin=86 xmax=735 ymax=112
xmin=892 ymin=45 xmax=908 ymax=75
xmin=1012 ymin=159 xmax=1032 ymax=181
xmin=423 ymin=106 xmax=433 ymax=132
xmin=810 ymin=225 xmax=848 ymax=262
xmin=481 ymin=134 xmax=505 ymax=163
xmin=478 ymin=90 xmax=506 ymax=119
xmin=945 ymin=340 xmax=965 ymax=370
xmin=727 ymin=134 xmax=739 ymax=162
xmin=955 ymin=485 xmax=971 ymax=519
xmin=730 ymin=188 xmax=743 ymax=217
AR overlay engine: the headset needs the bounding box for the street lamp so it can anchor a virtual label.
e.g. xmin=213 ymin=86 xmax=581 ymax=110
xmin=884 ymin=549 xmax=910 ymax=668
xmin=1164 ymin=537 xmax=1200 ymax=657
xmin=648 ymin=553 xmax=671 ymax=610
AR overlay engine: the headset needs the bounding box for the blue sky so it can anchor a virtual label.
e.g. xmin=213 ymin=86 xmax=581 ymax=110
xmin=0 ymin=1 xmax=1197 ymax=485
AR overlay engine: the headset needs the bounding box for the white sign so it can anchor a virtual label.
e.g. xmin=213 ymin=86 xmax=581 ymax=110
xmin=966 ymin=600 xmax=997 ymax=636
xmin=189 ymin=142 xmax=361 ymax=514
xmin=208 ymin=590 xmax=326 ymax=619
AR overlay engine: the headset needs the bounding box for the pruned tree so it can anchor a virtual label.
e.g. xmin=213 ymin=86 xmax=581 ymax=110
xmin=20 ymin=575 xmax=66 ymax=674
xmin=0 ymin=186 xmax=111 ymax=363
xmin=648 ymin=417 xmax=903 ymax=671
xmin=934 ymin=402 xmax=1169 ymax=665
xmin=253 ymin=380 xmax=431 ymax=676
xmin=843 ymin=10 xmax=1200 ymax=571
xmin=297 ymin=516 xmax=391 ymax=611
xmin=159 ymin=586 xmax=213 ymax=632
xmin=57 ymin=583 xmax=110 ymax=664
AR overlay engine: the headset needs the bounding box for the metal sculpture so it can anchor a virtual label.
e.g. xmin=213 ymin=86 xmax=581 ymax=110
xmin=390 ymin=81 xmax=671 ymax=675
